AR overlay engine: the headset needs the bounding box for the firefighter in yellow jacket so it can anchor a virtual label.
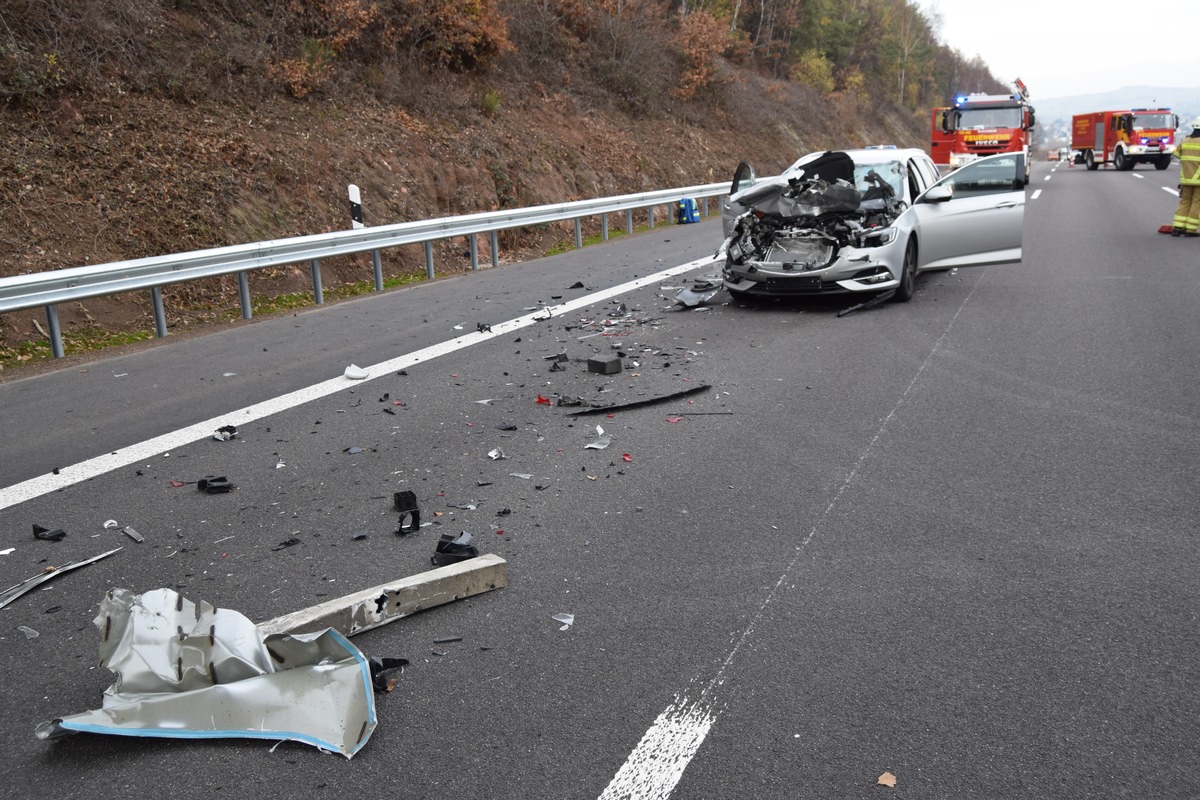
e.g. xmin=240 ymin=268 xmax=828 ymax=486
xmin=1173 ymin=119 xmax=1200 ymax=237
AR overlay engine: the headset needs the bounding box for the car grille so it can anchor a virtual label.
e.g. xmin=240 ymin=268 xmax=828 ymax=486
xmin=765 ymin=234 xmax=836 ymax=271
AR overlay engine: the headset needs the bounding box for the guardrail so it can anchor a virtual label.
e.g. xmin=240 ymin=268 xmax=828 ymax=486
xmin=0 ymin=181 xmax=729 ymax=358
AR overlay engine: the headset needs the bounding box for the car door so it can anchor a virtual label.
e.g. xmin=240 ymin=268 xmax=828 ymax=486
xmin=910 ymin=153 xmax=1025 ymax=271
xmin=721 ymin=162 xmax=756 ymax=238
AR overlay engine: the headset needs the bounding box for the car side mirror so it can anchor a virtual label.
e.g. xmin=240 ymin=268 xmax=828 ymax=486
xmin=920 ymin=184 xmax=953 ymax=204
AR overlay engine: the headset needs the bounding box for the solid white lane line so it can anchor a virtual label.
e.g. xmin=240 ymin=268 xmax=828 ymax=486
xmin=598 ymin=269 xmax=992 ymax=800
xmin=0 ymin=255 xmax=720 ymax=512
xmin=1031 ymin=189 xmax=1043 ymax=200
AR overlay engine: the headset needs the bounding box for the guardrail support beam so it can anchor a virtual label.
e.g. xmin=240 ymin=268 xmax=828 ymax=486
xmin=372 ymin=250 xmax=383 ymax=291
xmin=648 ymin=206 xmax=655 ymax=229
xmin=625 ymin=209 xmax=633 ymax=235
xmin=469 ymin=234 xmax=479 ymax=271
xmin=574 ymin=219 xmax=583 ymax=249
xmin=45 ymin=305 xmax=64 ymax=358
xmin=601 ymin=214 xmax=609 ymax=241
xmin=424 ymin=242 xmax=434 ymax=279
xmin=489 ymin=231 xmax=499 ymax=268
xmin=237 ymin=272 xmax=252 ymax=319
xmin=151 ymin=287 xmax=167 ymax=338
xmin=310 ymin=259 xmax=324 ymax=305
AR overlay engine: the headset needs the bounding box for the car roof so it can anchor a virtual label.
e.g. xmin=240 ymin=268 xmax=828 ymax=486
xmin=784 ymin=148 xmax=930 ymax=173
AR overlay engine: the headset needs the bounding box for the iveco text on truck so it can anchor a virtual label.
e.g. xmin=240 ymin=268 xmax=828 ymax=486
xmin=1070 ymin=109 xmax=1179 ymax=170
xmin=931 ymin=78 xmax=1035 ymax=183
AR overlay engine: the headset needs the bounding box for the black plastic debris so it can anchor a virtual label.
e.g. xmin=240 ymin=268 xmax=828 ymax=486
xmin=212 ymin=425 xmax=239 ymax=442
xmin=544 ymin=352 xmax=569 ymax=362
xmin=431 ymin=532 xmax=479 ymax=566
xmin=32 ymin=524 xmax=66 ymax=542
xmin=197 ymin=476 xmax=235 ymax=494
xmin=383 ymin=407 xmax=397 ymax=415
xmin=271 ymin=537 xmax=301 ymax=551
xmin=568 ymin=384 xmax=711 ymax=416
xmin=496 ymin=423 xmax=517 ymax=431
xmin=549 ymin=361 xmax=566 ymax=373
xmin=369 ymin=656 xmax=410 ymax=692
xmin=477 ymin=322 xmax=492 ymax=333
xmin=496 ymin=508 xmax=512 ymax=517
xmin=588 ymin=355 xmax=622 ymax=375
xmin=837 ymin=289 xmax=896 ymax=318
xmin=568 ymin=281 xmax=584 ymax=289
xmin=434 ymin=636 xmax=463 ymax=644
xmin=395 ymin=490 xmax=420 ymax=535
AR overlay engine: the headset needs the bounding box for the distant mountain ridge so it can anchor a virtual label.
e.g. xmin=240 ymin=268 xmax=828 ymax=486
xmin=1034 ymin=86 xmax=1200 ymax=127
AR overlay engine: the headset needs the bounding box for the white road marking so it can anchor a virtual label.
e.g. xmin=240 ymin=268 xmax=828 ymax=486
xmin=1031 ymin=189 xmax=1043 ymax=200
xmin=1043 ymin=175 xmax=1051 ymax=181
xmin=0 ymin=255 xmax=720 ymax=511
xmin=1133 ymin=174 xmax=1144 ymax=180
xmin=1164 ymin=187 xmax=1180 ymax=197
xmin=598 ymin=271 xmax=992 ymax=799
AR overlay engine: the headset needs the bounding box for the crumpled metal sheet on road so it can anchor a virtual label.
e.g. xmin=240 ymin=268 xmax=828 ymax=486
xmin=36 ymin=587 xmax=376 ymax=758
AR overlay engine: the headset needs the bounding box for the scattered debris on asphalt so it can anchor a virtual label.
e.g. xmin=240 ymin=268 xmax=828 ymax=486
xmin=18 ymin=625 xmax=39 ymax=639
xmin=212 ymin=425 xmax=239 ymax=441
xmin=552 ymin=613 xmax=574 ymax=630
xmin=121 ymin=526 xmax=145 ymax=543
xmin=395 ymin=490 xmax=421 ymax=534
xmin=344 ymin=364 xmax=370 ymax=380
xmin=675 ymin=280 xmax=722 ymax=308
xmin=568 ymin=384 xmax=711 ymax=416
xmin=837 ymin=289 xmax=895 ymax=317
xmin=585 ymin=425 xmax=611 ymax=450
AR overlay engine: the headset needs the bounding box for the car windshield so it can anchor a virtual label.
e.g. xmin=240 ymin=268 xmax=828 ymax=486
xmin=956 ymin=107 xmax=1022 ymax=129
xmin=852 ymin=161 xmax=903 ymax=198
xmin=1133 ymin=113 xmax=1172 ymax=129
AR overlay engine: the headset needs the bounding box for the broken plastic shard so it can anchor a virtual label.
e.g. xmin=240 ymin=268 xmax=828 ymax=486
xmin=35 ymin=588 xmax=376 ymax=758
xmin=212 ymin=424 xmax=239 ymax=441
xmin=345 ymin=446 xmax=365 ymax=455
xmin=102 ymin=519 xmax=119 ymax=530
xmin=568 ymin=384 xmax=711 ymax=416
xmin=488 ymin=448 xmax=507 ymax=460
xmin=431 ymin=532 xmax=479 ymax=567
xmin=510 ymin=473 xmax=533 ymax=480
xmin=496 ymin=422 xmax=518 ymax=431
xmin=18 ymin=625 xmax=39 ymax=639
xmin=344 ymin=364 xmax=370 ymax=380
xmin=548 ymin=361 xmax=566 ymax=372
xmin=552 ymin=613 xmax=574 ymax=631
xmin=585 ymin=425 xmax=611 ymax=450
xmin=675 ymin=281 xmax=721 ymax=308
xmin=544 ymin=352 xmax=569 ymax=362
xmin=271 ymin=537 xmax=301 ymax=551
xmin=536 ymin=394 xmax=553 ymax=405
xmin=0 ymin=548 xmax=122 ymax=610
xmin=32 ymin=524 xmax=66 ymax=542
xmin=475 ymin=399 xmax=496 ymax=405
xmin=121 ymin=526 xmax=145 ymax=543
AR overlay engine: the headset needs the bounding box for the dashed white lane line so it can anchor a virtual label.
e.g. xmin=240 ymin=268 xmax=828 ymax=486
xmin=1133 ymin=173 xmax=1144 ymax=180
xmin=1043 ymin=174 xmax=1052 ymax=181
xmin=598 ymin=268 xmax=993 ymax=800
xmin=0 ymin=255 xmax=720 ymax=512
xmin=1164 ymin=187 xmax=1180 ymax=197
xmin=1031 ymin=189 xmax=1043 ymax=200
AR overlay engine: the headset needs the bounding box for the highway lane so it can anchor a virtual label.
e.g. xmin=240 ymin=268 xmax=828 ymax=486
xmin=1 ymin=159 xmax=1197 ymax=799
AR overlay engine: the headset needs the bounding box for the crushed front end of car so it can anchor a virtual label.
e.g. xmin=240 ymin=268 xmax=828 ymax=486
xmin=721 ymin=153 xmax=908 ymax=297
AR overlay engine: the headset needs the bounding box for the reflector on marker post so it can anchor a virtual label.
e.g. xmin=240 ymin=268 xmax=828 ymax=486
xmin=348 ymin=184 xmax=364 ymax=229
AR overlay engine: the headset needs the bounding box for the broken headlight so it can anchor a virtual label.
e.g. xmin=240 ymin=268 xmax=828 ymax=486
xmin=859 ymin=227 xmax=898 ymax=248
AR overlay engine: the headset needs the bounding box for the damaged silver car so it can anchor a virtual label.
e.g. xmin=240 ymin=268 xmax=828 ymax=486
xmin=719 ymin=148 xmax=1026 ymax=301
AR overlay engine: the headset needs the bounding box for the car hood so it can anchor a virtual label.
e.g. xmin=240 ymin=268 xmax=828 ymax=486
xmin=731 ymin=151 xmax=863 ymax=218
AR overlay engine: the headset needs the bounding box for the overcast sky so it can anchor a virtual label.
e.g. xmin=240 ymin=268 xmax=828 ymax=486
xmin=916 ymin=0 xmax=1200 ymax=101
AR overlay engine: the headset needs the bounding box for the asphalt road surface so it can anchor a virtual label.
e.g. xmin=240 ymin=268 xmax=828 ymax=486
xmin=1 ymin=158 xmax=1197 ymax=799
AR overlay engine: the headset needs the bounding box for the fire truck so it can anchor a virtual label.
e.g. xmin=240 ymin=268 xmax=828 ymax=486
xmin=931 ymin=78 xmax=1035 ymax=183
xmin=1070 ymin=109 xmax=1179 ymax=170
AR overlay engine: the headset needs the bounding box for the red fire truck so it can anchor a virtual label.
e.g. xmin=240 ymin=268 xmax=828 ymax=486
xmin=931 ymin=78 xmax=1035 ymax=183
xmin=1070 ymin=109 xmax=1179 ymax=170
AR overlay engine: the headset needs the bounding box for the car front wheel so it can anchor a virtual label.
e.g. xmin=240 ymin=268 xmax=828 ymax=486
xmin=893 ymin=240 xmax=917 ymax=302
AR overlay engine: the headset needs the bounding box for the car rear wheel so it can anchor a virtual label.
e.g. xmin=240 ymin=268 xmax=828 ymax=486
xmin=893 ymin=240 xmax=917 ymax=302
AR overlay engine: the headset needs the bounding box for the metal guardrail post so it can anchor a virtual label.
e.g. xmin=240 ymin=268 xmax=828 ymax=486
xmin=602 ymin=214 xmax=609 ymax=241
xmin=310 ymin=259 xmax=323 ymax=305
xmin=238 ymin=272 xmax=252 ymax=319
xmin=424 ymin=242 xmax=434 ymax=279
xmin=648 ymin=206 xmax=655 ymax=229
xmin=372 ymin=250 xmax=383 ymax=291
xmin=574 ymin=219 xmax=583 ymax=249
xmin=151 ymin=287 xmax=167 ymax=338
xmin=489 ymin=231 xmax=499 ymax=268
xmin=702 ymin=197 xmax=709 ymax=217
xmin=625 ymin=209 xmax=633 ymax=235
xmin=45 ymin=305 xmax=64 ymax=358
xmin=469 ymin=234 xmax=479 ymax=271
